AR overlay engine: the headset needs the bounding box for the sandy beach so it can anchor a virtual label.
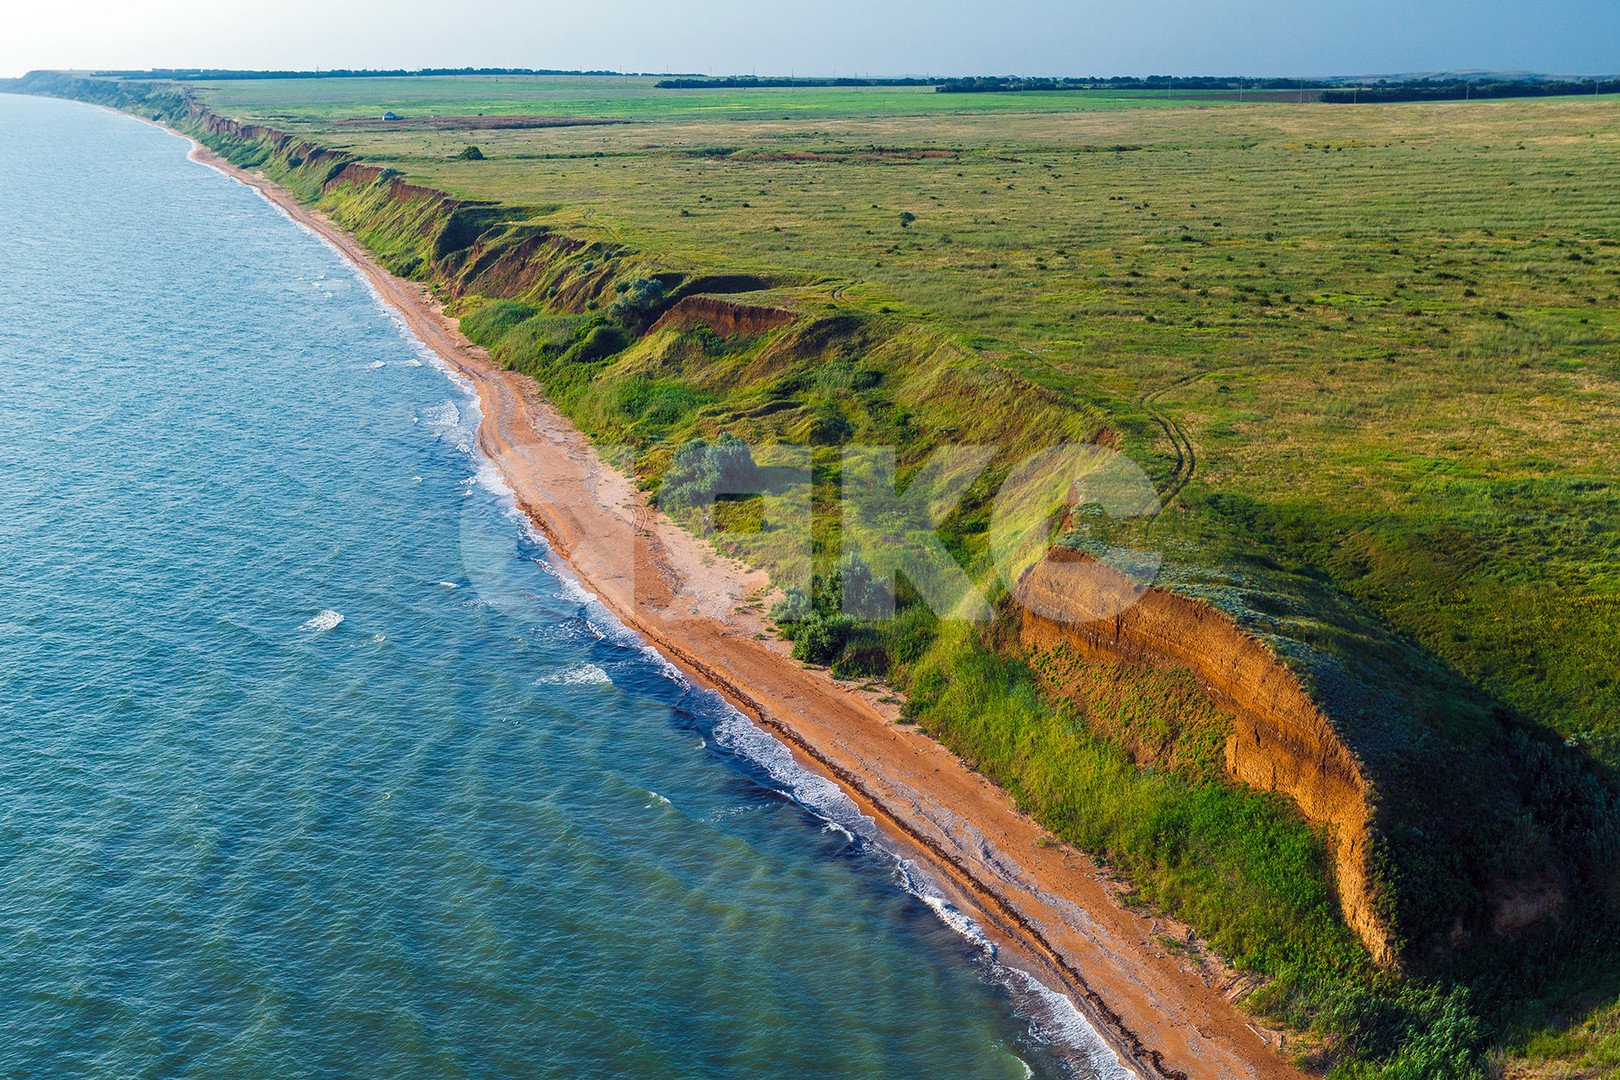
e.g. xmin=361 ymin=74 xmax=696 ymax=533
xmin=182 ymin=136 xmax=1308 ymax=1080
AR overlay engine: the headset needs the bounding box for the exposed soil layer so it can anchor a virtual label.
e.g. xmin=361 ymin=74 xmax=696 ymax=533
xmin=649 ymin=295 xmax=796 ymax=336
xmin=1015 ymin=551 xmax=1392 ymax=968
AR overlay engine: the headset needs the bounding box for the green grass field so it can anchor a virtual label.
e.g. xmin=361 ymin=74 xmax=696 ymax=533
xmin=196 ymin=75 xmax=1620 ymax=764
xmin=22 ymin=70 xmax=1620 ymax=1077
xmin=198 ymin=73 xmax=1264 ymax=123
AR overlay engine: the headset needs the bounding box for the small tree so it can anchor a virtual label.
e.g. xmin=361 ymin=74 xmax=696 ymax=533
xmin=899 ymin=210 xmax=917 ymax=228
xmin=608 ymin=276 xmax=667 ymax=332
xmin=790 ymin=613 xmax=855 ymax=664
xmin=457 ymin=145 xmax=486 ymax=161
xmin=659 ymin=432 xmax=758 ymax=510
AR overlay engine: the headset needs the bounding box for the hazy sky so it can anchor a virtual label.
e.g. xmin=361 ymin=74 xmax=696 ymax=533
xmin=6 ymin=0 xmax=1619 ymax=80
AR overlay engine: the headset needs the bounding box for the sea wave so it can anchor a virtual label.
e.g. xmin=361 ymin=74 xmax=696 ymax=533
xmin=299 ymin=609 xmax=344 ymax=634
xmin=920 ymin=894 xmax=996 ymax=957
xmin=418 ymin=399 xmax=462 ymax=435
xmin=1003 ymin=968 xmax=1140 ymax=1080
xmin=707 ymin=699 xmax=1129 ymax=1079
xmin=536 ymin=662 xmax=613 ymax=687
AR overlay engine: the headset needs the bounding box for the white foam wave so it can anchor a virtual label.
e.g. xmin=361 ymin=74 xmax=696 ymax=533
xmin=921 ymin=894 xmax=996 ymax=957
xmin=709 ymin=705 xmax=1129 ymax=1079
xmin=1003 ymin=968 xmax=1140 ymax=1080
xmin=432 ymin=580 xmax=459 ymax=589
xmin=365 ymin=360 xmax=386 ymax=370
xmin=639 ymin=644 xmax=689 ymax=687
xmin=541 ymin=560 xmax=599 ymax=608
xmin=419 ymin=399 xmax=462 ymax=434
xmin=472 ymin=459 xmax=513 ymax=499
xmin=536 ymin=663 xmax=613 ymax=687
xmin=299 ymin=609 xmax=344 ymax=634
xmin=709 ymin=710 xmax=873 ymax=837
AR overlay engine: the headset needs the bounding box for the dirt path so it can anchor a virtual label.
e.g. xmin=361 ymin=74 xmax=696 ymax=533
xmin=183 ymin=136 xmax=1309 ymax=1080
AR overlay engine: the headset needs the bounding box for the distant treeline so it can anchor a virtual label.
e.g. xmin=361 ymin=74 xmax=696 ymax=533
xmin=1320 ymin=78 xmax=1620 ymax=102
xmin=936 ymin=76 xmax=1325 ymax=93
xmin=655 ymin=76 xmax=936 ymax=89
xmin=88 ymin=67 xmax=703 ymax=81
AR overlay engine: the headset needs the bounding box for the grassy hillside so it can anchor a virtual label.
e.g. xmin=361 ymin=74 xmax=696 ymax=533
xmin=12 ymin=70 xmax=1620 ymax=1077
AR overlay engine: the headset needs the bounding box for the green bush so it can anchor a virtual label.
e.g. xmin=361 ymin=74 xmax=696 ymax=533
xmin=831 ymin=625 xmax=890 ymax=678
xmin=806 ymin=401 xmax=854 ymax=444
xmin=881 ymin=603 xmax=939 ymax=669
xmin=830 ymin=554 xmax=888 ymax=618
xmin=608 ymin=276 xmax=668 ymax=331
xmin=1256 ymin=973 xmax=1484 ymax=1079
xmin=611 ymin=378 xmax=714 ymax=436
xmin=790 ymin=613 xmax=856 ymax=664
xmin=770 ymin=585 xmax=813 ymax=626
xmin=691 ymin=326 xmax=726 ymax=354
xmin=658 ymin=432 xmax=758 ymax=510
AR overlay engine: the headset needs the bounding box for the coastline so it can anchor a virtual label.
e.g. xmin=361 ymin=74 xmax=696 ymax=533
xmin=171 ymin=127 xmax=1308 ymax=1080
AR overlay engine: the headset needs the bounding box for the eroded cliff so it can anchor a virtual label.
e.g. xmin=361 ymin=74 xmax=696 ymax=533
xmin=1015 ymin=549 xmax=1396 ymax=966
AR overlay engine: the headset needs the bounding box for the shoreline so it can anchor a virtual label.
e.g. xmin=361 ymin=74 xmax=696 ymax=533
xmin=169 ymin=124 xmax=1306 ymax=1080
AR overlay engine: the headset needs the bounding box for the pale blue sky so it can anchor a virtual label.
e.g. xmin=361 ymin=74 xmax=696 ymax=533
xmin=6 ymin=0 xmax=1619 ymax=80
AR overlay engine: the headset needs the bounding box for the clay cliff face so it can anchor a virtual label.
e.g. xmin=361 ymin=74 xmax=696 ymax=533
xmin=1015 ymin=550 xmax=1396 ymax=968
xmin=649 ymin=295 xmax=795 ymax=337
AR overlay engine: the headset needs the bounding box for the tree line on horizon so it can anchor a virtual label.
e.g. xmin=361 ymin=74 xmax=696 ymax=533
xmin=1319 ymin=76 xmax=1620 ymax=102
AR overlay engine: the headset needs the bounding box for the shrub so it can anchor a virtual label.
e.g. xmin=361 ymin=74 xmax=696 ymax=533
xmin=807 ymin=401 xmax=854 ymax=444
xmin=386 ymin=253 xmax=426 ymax=279
xmin=831 ymin=625 xmax=890 ymax=678
xmin=660 ymin=432 xmax=758 ymax=510
xmin=608 ymin=276 xmax=667 ymax=331
xmin=791 ymin=613 xmax=856 ymax=664
xmin=881 ymin=603 xmax=939 ymax=669
xmin=1255 ymin=973 xmax=1485 ymax=1078
xmin=457 ymin=145 xmax=486 ymax=161
xmin=610 ymin=378 xmax=712 ymax=434
xmin=771 ymin=586 xmax=813 ymax=626
xmin=832 ymin=553 xmax=888 ymax=618
xmin=692 ymin=326 xmax=726 ymax=354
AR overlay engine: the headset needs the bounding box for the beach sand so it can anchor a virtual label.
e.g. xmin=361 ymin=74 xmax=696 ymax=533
xmin=183 ymin=136 xmax=1308 ymax=1080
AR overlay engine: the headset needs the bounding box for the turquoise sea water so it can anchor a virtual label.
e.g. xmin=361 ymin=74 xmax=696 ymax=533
xmin=0 ymin=94 xmax=1121 ymax=1079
